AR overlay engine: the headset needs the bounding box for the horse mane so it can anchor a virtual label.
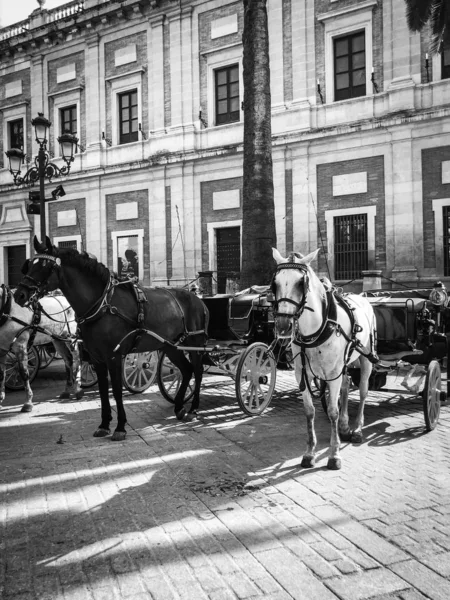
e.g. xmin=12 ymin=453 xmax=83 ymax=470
xmin=55 ymin=247 xmax=110 ymax=286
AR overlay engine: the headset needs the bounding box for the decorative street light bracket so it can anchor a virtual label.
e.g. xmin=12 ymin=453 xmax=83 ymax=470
xmin=5 ymin=147 xmax=74 ymax=186
xmin=4 ymin=112 xmax=78 ymax=241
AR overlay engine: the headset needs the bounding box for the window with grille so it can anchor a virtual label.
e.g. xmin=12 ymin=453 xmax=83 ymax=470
xmin=442 ymin=45 xmax=450 ymax=80
xmin=334 ymin=214 xmax=368 ymax=280
xmin=60 ymin=105 xmax=77 ymax=135
xmin=9 ymin=118 xmax=24 ymax=149
xmin=58 ymin=240 xmax=78 ymax=250
xmin=119 ymin=90 xmax=138 ymax=144
xmin=334 ymin=31 xmax=366 ymax=101
xmin=443 ymin=206 xmax=450 ymax=276
xmin=215 ymin=65 xmax=240 ymax=125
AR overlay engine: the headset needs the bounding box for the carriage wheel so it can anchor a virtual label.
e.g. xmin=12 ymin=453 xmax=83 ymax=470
xmin=122 ymin=352 xmax=158 ymax=394
xmin=5 ymin=346 xmax=40 ymax=391
xmin=36 ymin=343 xmax=56 ymax=369
xmin=235 ymin=342 xmax=276 ymax=415
xmin=80 ymin=361 xmax=98 ymax=388
xmin=156 ymin=350 xmax=195 ymax=404
xmin=422 ymin=360 xmax=441 ymax=431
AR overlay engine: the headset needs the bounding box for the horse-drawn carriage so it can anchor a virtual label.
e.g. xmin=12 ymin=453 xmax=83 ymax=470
xmin=360 ymin=283 xmax=449 ymax=430
xmin=13 ymin=239 xmax=449 ymax=461
xmin=155 ymin=288 xmax=280 ymax=415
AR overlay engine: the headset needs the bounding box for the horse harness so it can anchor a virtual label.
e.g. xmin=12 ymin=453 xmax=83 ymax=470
xmin=272 ymin=262 xmax=378 ymax=395
xmin=23 ymin=253 xmax=207 ymax=355
xmin=0 ymin=283 xmax=74 ymax=350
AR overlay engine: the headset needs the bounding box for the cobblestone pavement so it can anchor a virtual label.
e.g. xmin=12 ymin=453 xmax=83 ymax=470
xmin=1 ymin=359 xmax=450 ymax=600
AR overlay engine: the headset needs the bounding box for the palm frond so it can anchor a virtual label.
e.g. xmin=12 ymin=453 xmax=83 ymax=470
xmin=428 ymin=0 xmax=450 ymax=53
xmin=404 ymin=0 xmax=432 ymax=31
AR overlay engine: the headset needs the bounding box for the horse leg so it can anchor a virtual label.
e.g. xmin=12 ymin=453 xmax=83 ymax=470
xmin=93 ymin=362 xmax=112 ymax=437
xmin=0 ymin=353 xmax=6 ymax=408
xmin=352 ymin=359 xmax=371 ymax=444
xmin=300 ymin=388 xmax=317 ymax=468
xmin=327 ymin=378 xmax=343 ymax=470
xmin=15 ymin=343 xmax=34 ymax=413
xmin=165 ymin=347 xmax=194 ymax=422
xmin=71 ymin=341 xmax=84 ymax=400
xmin=338 ymin=373 xmax=352 ymax=442
xmin=188 ymin=350 xmax=204 ymax=416
xmin=108 ymin=357 xmax=127 ymax=441
xmin=53 ymin=341 xmax=73 ymax=399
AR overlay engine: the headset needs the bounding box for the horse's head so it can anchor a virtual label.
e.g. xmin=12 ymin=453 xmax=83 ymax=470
xmin=271 ymin=247 xmax=320 ymax=338
xmin=14 ymin=235 xmax=61 ymax=306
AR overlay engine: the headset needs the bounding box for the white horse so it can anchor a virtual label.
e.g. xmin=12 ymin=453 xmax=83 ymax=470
xmin=0 ymin=284 xmax=82 ymax=413
xmin=271 ymin=248 xmax=377 ymax=470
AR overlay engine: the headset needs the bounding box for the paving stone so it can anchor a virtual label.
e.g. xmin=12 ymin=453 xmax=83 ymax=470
xmin=2 ymin=368 xmax=450 ymax=600
xmin=326 ymin=568 xmax=409 ymax=600
xmin=255 ymin=548 xmax=339 ymax=599
xmin=391 ymin=559 xmax=450 ymax=600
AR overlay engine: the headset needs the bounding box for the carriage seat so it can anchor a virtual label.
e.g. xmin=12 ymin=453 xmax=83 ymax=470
xmin=366 ymin=297 xmax=426 ymax=355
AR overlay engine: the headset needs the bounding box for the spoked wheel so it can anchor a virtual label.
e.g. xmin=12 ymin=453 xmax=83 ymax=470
xmin=156 ymin=350 xmax=195 ymax=404
xmin=422 ymin=359 xmax=441 ymax=431
xmin=122 ymin=352 xmax=158 ymax=393
xmin=36 ymin=343 xmax=56 ymax=369
xmin=5 ymin=346 xmax=40 ymax=391
xmin=80 ymin=361 xmax=98 ymax=388
xmin=235 ymin=342 xmax=276 ymax=415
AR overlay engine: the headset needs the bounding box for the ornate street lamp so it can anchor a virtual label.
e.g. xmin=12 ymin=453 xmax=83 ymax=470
xmin=5 ymin=112 xmax=78 ymax=241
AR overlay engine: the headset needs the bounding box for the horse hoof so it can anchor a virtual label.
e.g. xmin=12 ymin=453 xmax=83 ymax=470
xmin=301 ymin=455 xmax=315 ymax=468
xmin=111 ymin=431 xmax=126 ymax=442
xmin=75 ymin=391 xmax=84 ymax=400
xmin=93 ymin=428 xmax=110 ymax=438
xmin=183 ymin=411 xmax=197 ymax=422
xmin=176 ymin=408 xmax=186 ymax=421
xmin=339 ymin=431 xmax=352 ymax=442
xmin=351 ymin=431 xmax=363 ymax=444
xmin=59 ymin=392 xmax=70 ymax=399
xmin=327 ymin=457 xmax=342 ymax=470
xmin=21 ymin=404 xmax=33 ymax=413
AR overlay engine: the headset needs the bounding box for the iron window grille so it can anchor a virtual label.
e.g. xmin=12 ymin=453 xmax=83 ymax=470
xmin=443 ymin=206 xmax=450 ymax=276
xmin=442 ymin=45 xmax=450 ymax=80
xmin=334 ymin=213 xmax=368 ymax=280
xmin=9 ymin=118 xmax=24 ymax=149
xmin=215 ymin=65 xmax=240 ymax=125
xmin=118 ymin=90 xmax=138 ymax=144
xmin=58 ymin=240 xmax=78 ymax=250
xmin=334 ymin=30 xmax=366 ymax=101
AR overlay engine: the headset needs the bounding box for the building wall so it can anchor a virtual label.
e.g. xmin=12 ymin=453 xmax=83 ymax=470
xmin=0 ymin=0 xmax=449 ymax=291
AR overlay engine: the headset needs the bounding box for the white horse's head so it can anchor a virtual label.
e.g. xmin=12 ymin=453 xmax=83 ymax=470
xmin=271 ymin=248 xmax=321 ymax=338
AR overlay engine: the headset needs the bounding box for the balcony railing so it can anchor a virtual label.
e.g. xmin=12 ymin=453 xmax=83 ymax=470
xmin=0 ymin=0 xmax=85 ymax=40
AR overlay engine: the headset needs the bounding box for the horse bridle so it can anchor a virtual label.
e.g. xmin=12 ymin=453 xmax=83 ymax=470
xmin=20 ymin=254 xmax=62 ymax=300
xmin=271 ymin=263 xmax=313 ymax=320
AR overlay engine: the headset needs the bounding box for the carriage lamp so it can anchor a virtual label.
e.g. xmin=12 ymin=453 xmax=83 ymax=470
xmin=5 ymin=112 xmax=78 ymax=242
xmin=429 ymin=282 xmax=448 ymax=306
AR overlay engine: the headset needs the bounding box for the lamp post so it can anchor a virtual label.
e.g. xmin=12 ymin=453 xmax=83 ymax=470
xmin=5 ymin=113 xmax=78 ymax=241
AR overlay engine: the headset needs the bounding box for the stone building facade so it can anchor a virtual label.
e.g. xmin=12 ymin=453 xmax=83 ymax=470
xmin=0 ymin=0 xmax=449 ymax=292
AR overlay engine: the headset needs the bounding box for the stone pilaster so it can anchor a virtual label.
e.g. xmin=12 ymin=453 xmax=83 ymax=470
xmin=149 ymin=15 xmax=165 ymax=135
xmin=85 ymin=34 xmax=102 ymax=151
xmin=168 ymin=12 xmax=182 ymax=131
xmin=268 ymin=0 xmax=284 ymax=108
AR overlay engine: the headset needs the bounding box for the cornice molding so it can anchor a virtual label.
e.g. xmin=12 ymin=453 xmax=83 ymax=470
xmin=317 ymin=0 xmax=378 ymax=23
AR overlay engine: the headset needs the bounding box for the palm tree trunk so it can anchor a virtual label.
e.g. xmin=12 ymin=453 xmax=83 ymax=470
xmin=240 ymin=0 xmax=277 ymax=290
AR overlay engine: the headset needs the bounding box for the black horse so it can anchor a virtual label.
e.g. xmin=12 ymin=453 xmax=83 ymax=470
xmin=14 ymin=236 xmax=209 ymax=441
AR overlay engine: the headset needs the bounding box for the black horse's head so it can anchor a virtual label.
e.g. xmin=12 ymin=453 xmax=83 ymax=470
xmin=14 ymin=235 xmax=61 ymax=306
